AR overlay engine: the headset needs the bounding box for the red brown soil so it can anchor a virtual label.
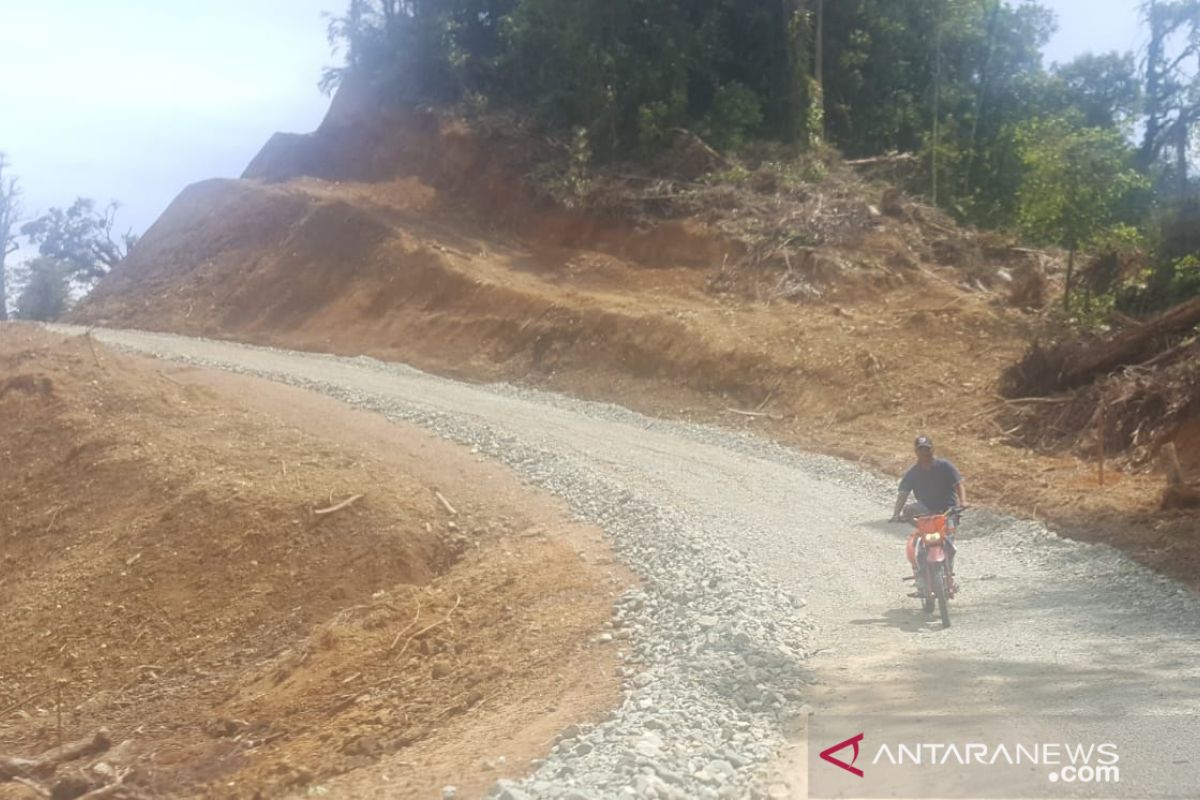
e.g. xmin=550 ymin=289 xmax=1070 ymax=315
xmin=0 ymin=325 xmax=628 ymax=799
xmin=71 ymin=100 xmax=1200 ymax=591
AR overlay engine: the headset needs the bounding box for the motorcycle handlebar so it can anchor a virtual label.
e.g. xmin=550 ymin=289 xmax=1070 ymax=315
xmin=890 ymin=506 xmax=969 ymax=523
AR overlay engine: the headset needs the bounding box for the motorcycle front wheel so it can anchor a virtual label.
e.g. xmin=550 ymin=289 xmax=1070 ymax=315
xmin=932 ymin=563 xmax=951 ymax=628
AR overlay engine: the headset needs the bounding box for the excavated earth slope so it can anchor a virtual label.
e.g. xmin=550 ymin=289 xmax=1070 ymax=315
xmin=0 ymin=325 xmax=624 ymax=799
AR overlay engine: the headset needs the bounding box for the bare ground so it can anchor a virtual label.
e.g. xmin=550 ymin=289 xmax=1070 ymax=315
xmin=0 ymin=324 xmax=628 ymax=799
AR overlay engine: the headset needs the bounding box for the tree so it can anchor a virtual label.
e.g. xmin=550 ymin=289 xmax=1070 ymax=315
xmin=14 ymin=257 xmax=70 ymax=322
xmin=1053 ymin=52 xmax=1141 ymax=130
xmin=1139 ymin=0 xmax=1200 ymax=191
xmin=0 ymin=154 xmax=19 ymax=321
xmin=321 ymin=0 xmax=519 ymax=102
xmin=816 ymin=0 xmax=1056 ymax=221
xmin=322 ymin=0 xmax=817 ymax=155
xmin=21 ymin=198 xmax=138 ymax=286
xmin=1016 ymin=118 xmax=1147 ymax=309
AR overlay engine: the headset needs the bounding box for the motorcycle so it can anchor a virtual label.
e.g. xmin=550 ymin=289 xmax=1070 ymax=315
xmin=901 ymin=507 xmax=963 ymax=628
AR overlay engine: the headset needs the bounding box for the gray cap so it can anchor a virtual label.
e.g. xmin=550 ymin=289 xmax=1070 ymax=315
xmin=914 ymin=435 xmax=934 ymax=450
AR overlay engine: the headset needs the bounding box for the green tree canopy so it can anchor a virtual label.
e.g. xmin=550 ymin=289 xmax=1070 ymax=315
xmin=1052 ymin=52 xmax=1141 ymax=131
xmin=1016 ymin=118 xmax=1147 ymax=307
xmin=319 ymin=0 xmax=1066 ymax=219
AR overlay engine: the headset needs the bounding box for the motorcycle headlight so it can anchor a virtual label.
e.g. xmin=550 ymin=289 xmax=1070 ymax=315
xmin=924 ymin=532 xmax=942 ymax=544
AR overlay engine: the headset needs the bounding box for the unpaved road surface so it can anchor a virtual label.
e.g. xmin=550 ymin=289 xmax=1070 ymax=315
xmin=60 ymin=326 xmax=1200 ymax=799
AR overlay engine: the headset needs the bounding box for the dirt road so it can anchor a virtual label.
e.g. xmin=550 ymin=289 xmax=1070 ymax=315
xmin=57 ymin=325 xmax=1200 ymax=799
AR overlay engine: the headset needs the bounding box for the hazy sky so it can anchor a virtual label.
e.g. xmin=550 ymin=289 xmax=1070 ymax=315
xmin=1042 ymin=0 xmax=1144 ymax=66
xmin=0 ymin=0 xmax=1144 ymax=259
xmin=0 ymin=0 xmax=341 ymax=257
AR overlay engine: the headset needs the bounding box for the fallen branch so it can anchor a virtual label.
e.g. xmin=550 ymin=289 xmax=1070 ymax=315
xmin=725 ymin=408 xmax=769 ymax=418
xmin=388 ymin=599 xmax=423 ymax=653
xmin=961 ymin=400 xmax=1005 ymax=423
xmin=0 ymin=756 xmax=40 ymax=782
xmin=0 ymin=729 xmax=110 ymax=782
xmin=395 ymin=595 xmax=462 ymax=659
xmin=434 ymin=491 xmax=458 ymax=516
xmin=0 ymin=688 xmax=54 ymax=723
xmin=432 ymin=243 xmax=475 ymax=261
xmin=725 ymin=407 xmax=784 ymax=421
xmin=754 ymin=375 xmax=787 ymax=413
xmin=32 ymin=729 xmax=111 ymax=770
xmin=1134 ymin=335 xmax=1198 ymax=371
xmin=313 ymin=494 xmax=364 ymax=516
xmin=845 ymin=152 xmax=919 ymax=167
xmin=996 ymin=395 xmax=1077 ymax=406
xmin=77 ymin=767 xmax=131 ymax=799
xmin=613 ymin=174 xmax=707 ymax=188
xmin=11 ymin=776 xmax=49 ymax=796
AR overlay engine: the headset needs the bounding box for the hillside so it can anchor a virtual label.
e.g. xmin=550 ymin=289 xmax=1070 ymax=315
xmin=72 ymin=82 xmax=1200 ymax=588
xmin=0 ymin=325 xmax=623 ymax=799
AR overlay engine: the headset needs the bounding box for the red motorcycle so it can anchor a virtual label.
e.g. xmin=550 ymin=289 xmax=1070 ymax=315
xmin=902 ymin=508 xmax=963 ymax=627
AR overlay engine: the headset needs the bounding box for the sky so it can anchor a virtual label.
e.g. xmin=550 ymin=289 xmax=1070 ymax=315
xmin=0 ymin=0 xmax=1146 ymax=261
xmin=0 ymin=0 xmax=341 ymax=258
xmin=1041 ymin=0 xmax=1144 ymax=67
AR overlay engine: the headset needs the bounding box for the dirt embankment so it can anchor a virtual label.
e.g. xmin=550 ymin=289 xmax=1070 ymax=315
xmin=70 ymin=88 xmax=1199 ymax=589
xmin=0 ymin=325 xmax=626 ymax=799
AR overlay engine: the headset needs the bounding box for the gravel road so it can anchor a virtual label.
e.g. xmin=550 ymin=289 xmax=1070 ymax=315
xmin=58 ymin=326 xmax=1200 ymax=799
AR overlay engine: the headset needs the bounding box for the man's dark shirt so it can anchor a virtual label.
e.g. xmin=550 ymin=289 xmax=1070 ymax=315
xmin=899 ymin=458 xmax=962 ymax=513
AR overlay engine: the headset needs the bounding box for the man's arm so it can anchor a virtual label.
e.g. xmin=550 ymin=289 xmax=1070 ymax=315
xmin=954 ymin=480 xmax=967 ymax=508
xmin=893 ymin=468 xmax=915 ymax=520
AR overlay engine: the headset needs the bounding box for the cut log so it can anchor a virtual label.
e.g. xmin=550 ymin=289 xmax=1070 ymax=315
xmin=0 ymin=729 xmax=110 ymax=782
xmin=0 ymin=756 xmax=40 ymax=782
xmin=1063 ymin=296 xmax=1200 ymax=388
xmin=30 ymin=731 xmax=110 ymax=772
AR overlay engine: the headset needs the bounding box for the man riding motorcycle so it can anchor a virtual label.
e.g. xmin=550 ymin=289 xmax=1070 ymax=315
xmin=891 ymin=435 xmax=967 ymax=579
